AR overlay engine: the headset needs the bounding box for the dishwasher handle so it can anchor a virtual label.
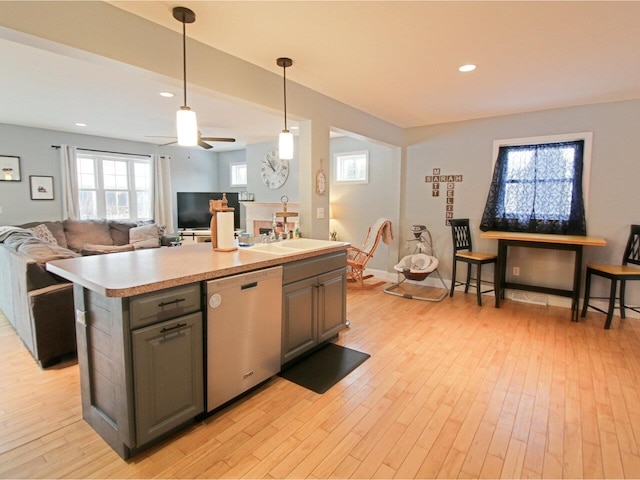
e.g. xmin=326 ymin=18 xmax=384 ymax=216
xmin=241 ymin=281 xmax=258 ymax=291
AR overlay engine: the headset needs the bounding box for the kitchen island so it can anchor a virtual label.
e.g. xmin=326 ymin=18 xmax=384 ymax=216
xmin=47 ymin=240 xmax=349 ymax=459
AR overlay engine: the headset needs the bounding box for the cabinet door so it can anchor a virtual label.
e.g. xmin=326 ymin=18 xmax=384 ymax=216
xmin=132 ymin=312 xmax=203 ymax=447
xmin=282 ymin=277 xmax=317 ymax=364
xmin=317 ymin=268 xmax=347 ymax=343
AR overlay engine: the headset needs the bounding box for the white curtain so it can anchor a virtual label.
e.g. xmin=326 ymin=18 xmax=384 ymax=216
xmin=59 ymin=145 xmax=78 ymax=220
xmin=153 ymin=154 xmax=174 ymax=233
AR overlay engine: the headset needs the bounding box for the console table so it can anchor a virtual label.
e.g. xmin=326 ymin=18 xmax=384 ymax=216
xmin=480 ymin=231 xmax=606 ymax=321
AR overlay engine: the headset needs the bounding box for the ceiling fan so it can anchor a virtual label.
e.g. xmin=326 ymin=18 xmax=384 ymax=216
xmin=151 ymin=131 xmax=236 ymax=150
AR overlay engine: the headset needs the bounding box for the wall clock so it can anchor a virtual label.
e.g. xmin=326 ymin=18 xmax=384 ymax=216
xmin=260 ymin=150 xmax=289 ymax=189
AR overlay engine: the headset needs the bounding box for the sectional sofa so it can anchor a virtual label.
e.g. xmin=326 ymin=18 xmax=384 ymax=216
xmin=0 ymin=219 xmax=169 ymax=366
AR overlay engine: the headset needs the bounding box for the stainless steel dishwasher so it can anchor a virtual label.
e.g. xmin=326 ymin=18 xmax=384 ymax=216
xmin=206 ymin=266 xmax=283 ymax=412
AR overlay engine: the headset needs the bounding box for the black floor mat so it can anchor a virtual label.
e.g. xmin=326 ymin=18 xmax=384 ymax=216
xmin=278 ymin=343 xmax=370 ymax=394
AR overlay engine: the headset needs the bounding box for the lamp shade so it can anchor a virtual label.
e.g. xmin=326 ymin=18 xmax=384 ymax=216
xmin=176 ymin=107 xmax=198 ymax=146
xmin=279 ymin=130 xmax=294 ymax=160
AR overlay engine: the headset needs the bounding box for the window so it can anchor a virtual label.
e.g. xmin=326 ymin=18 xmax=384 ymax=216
xmin=76 ymin=151 xmax=152 ymax=221
xmin=230 ymin=163 xmax=247 ymax=187
xmin=480 ymin=133 xmax=592 ymax=235
xmin=334 ymin=150 xmax=369 ymax=184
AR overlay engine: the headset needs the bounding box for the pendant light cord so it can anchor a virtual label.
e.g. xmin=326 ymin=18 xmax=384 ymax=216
xmin=282 ymin=64 xmax=288 ymax=131
xmin=182 ymin=15 xmax=188 ymax=108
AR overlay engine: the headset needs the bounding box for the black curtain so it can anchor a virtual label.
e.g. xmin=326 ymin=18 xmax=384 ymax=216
xmin=480 ymin=140 xmax=586 ymax=235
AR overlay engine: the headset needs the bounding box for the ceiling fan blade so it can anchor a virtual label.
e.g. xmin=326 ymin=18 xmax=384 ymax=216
xmin=198 ymin=139 xmax=214 ymax=149
xmin=201 ymin=137 xmax=236 ymax=143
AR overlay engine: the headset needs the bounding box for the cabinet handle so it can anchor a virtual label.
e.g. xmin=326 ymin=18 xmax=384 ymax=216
xmin=160 ymin=322 xmax=187 ymax=333
xmin=158 ymin=297 xmax=186 ymax=307
xmin=241 ymin=282 xmax=258 ymax=290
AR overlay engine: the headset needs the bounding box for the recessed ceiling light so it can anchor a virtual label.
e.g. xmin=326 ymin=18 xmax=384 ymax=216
xmin=459 ymin=64 xmax=477 ymax=72
xmin=75 ymin=123 xmax=87 ymax=127
xmin=159 ymin=91 xmax=175 ymax=98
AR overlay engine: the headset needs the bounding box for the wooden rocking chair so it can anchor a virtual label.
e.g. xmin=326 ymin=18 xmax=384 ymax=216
xmin=347 ymin=218 xmax=393 ymax=287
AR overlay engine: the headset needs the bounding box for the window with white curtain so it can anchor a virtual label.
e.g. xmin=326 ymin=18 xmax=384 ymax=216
xmin=76 ymin=151 xmax=153 ymax=221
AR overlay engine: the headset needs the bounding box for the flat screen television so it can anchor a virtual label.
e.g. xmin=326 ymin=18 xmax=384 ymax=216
xmin=177 ymin=192 xmax=240 ymax=230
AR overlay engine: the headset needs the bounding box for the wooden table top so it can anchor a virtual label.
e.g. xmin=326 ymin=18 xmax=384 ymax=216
xmin=480 ymin=231 xmax=607 ymax=247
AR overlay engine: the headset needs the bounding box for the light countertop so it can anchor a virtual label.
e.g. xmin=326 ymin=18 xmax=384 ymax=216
xmin=47 ymin=241 xmax=349 ymax=298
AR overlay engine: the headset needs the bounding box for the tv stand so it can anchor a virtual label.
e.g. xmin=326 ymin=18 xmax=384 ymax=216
xmin=180 ymin=229 xmax=211 ymax=244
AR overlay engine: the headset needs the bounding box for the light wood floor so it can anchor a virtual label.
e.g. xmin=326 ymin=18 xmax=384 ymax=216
xmin=2 ymin=282 xmax=640 ymax=479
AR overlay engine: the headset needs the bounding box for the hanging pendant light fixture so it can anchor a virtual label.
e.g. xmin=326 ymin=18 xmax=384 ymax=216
xmin=174 ymin=6 xmax=198 ymax=147
xmin=276 ymin=57 xmax=294 ymax=160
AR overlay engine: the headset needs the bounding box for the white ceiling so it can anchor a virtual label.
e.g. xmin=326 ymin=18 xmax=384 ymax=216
xmin=1 ymin=1 xmax=640 ymax=151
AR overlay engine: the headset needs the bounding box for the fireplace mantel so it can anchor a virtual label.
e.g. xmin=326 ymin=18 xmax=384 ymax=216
xmin=242 ymin=201 xmax=300 ymax=237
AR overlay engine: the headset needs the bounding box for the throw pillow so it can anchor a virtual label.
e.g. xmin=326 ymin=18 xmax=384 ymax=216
xmin=27 ymin=224 xmax=58 ymax=245
xmin=64 ymin=219 xmax=114 ymax=252
xmin=129 ymin=223 xmax=161 ymax=249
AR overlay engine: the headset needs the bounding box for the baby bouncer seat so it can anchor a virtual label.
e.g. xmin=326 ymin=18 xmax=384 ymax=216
xmin=384 ymin=225 xmax=448 ymax=301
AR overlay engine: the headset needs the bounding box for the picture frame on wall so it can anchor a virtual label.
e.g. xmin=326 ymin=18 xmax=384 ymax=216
xmin=29 ymin=176 xmax=54 ymax=200
xmin=0 ymin=155 xmax=21 ymax=182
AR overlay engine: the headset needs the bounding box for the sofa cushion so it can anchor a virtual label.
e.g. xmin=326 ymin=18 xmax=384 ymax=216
xmin=27 ymin=224 xmax=58 ymax=245
xmin=129 ymin=223 xmax=161 ymax=249
xmin=81 ymin=243 xmax=135 ymax=256
xmin=64 ymin=219 xmax=113 ymax=252
xmin=109 ymin=220 xmax=137 ymax=246
xmin=19 ymin=221 xmax=67 ymax=248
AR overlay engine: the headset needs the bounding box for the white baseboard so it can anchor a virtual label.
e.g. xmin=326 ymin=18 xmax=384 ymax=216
xmin=363 ymin=268 xmax=640 ymax=320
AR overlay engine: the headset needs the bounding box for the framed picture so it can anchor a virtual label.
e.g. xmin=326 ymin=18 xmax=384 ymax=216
xmin=0 ymin=155 xmax=21 ymax=182
xmin=30 ymin=176 xmax=54 ymax=200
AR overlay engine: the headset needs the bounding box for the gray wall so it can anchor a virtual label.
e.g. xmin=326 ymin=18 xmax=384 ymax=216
xmin=404 ymin=99 xmax=640 ymax=306
xmin=329 ymin=136 xmax=400 ymax=273
xmin=0 ymin=123 xmax=219 ymax=228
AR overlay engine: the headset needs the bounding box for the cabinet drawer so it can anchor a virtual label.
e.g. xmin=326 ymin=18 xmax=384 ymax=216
xmin=130 ymin=284 xmax=201 ymax=329
xmin=282 ymin=251 xmax=347 ymax=285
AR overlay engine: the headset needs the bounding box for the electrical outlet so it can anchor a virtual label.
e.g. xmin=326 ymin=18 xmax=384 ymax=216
xmin=513 ymin=266 xmax=520 ymax=276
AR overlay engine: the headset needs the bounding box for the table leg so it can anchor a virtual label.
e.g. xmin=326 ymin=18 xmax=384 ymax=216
xmin=571 ymin=245 xmax=583 ymax=322
xmin=495 ymin=240 xmax=507 ymax=308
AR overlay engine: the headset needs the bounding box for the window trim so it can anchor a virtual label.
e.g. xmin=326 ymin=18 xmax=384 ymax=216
xmin=333 ymin=150 xmax=369 ymax=185
xmin=492 ymin=132 xmax=593 ymax=216
xmin=75 ymin=150 xmax=153 ymax=221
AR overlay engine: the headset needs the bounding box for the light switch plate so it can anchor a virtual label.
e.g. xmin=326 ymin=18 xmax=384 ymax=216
xmin=316 ymin=207 xmax=325 ymax=219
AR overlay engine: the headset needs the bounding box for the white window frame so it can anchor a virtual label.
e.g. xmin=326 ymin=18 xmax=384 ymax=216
xmin=333 ymin=150 xmax=369 ymax=184
xmin=492 ymin=132 xmax=593 ymax=216
xmin=230 ymin=162 xmax=247 ymax=187
xmin=76 ymin=151 xmax=153 ymax=221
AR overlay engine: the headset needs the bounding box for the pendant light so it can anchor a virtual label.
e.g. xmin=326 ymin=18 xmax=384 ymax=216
xmin=174 ymin=7 xmax=198 ymax=147
xmin=276 ymin=57 xmax=294 ymax=160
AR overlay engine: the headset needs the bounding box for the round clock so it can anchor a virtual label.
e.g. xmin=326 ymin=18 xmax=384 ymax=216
xmin=260 ymin=150 xmax=289 ymax=189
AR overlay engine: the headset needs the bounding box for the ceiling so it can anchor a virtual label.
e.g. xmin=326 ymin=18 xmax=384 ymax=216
xmin=1 ymin=1 xmax=640 ymax=151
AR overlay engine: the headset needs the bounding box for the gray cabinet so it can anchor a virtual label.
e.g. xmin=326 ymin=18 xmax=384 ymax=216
xmin=281 ymin=252 xmax=347 ymax=364
xmin=132 ymin=312 xmax=203 ymax=446
xmin=74 ymin=283 xmax=203 ymax=459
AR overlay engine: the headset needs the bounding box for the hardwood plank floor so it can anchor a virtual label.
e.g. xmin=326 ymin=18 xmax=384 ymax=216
xmin=2 ymin=282 xmax=640 ymax=478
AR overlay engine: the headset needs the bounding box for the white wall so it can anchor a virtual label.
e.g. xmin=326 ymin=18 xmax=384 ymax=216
xmin=404 ymin=99 xmax=640 ymax=306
